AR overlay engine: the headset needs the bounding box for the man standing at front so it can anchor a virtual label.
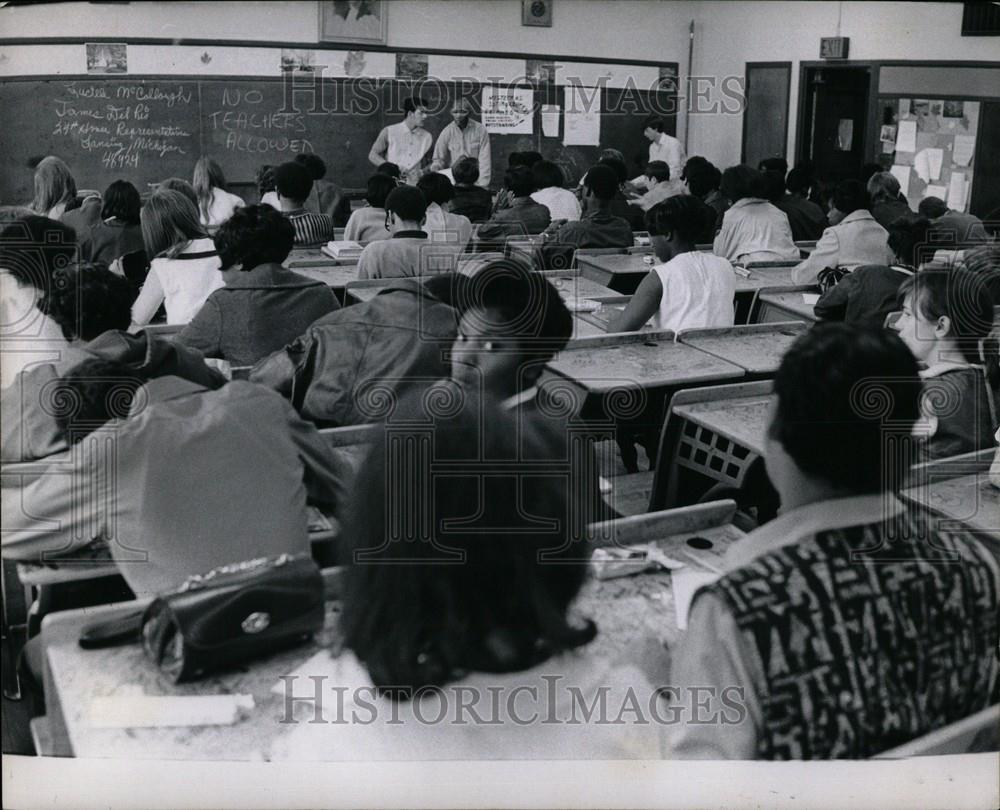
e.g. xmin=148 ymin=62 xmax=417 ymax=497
xmin=369 ymin=96 xmax=433 ymax=185
xmin=629 ymin=115 xmax=685 ymax=192
xmin=429 ymin=98 xmax=493 ymax=188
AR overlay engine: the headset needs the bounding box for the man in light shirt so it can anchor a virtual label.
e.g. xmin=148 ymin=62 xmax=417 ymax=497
xmin=429 ymin=98 xmax=492 ymax=188
xmin=629 ymin=115 xmax=685 ymax=192
xmin=368 ymin=97 xmax=433 ymax=185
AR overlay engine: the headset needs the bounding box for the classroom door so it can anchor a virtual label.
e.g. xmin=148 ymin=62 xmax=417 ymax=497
xmin=799 ymin=67 xmax=870 ymax=182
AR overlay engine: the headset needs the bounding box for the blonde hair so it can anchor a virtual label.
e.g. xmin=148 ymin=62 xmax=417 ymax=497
xmin=192 ymin=157 xmax=227 ymax=224
xmin=32 ymin=156 xmax=77 ymax=216
xmin=140 ymin=190 xmax=207 ymax=259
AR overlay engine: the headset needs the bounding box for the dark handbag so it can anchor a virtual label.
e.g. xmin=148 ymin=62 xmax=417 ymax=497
xmin=140 ymin=554 xmax=325 ymax=683
xmin=817 ymin=265 xmax=851 ymax=293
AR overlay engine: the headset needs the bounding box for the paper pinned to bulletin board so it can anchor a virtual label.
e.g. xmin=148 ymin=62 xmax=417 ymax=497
xmin=879 ymin=96 xmax=979 ymax=213
xmin=481 ymin=85 xmax=534 ymax=135
xmin=563 ymin=85 xmax=601 ymax=146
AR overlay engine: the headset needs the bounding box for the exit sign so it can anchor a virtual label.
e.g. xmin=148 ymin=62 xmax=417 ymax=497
xmin=820 ymin=37 xmax=850 ymax=59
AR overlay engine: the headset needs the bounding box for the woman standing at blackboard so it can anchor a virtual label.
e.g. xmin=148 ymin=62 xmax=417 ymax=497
xmin=193 ymin=157 xmax=245 ymax=235
xmin=131 ymin=190 xmax=224 ymax=328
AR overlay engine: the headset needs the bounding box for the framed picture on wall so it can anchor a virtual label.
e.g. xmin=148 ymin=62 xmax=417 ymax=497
xmin=319 ymin=1 xmax=387 ymax=45
xmin=522 ymin=0 xmax=553 ymax=27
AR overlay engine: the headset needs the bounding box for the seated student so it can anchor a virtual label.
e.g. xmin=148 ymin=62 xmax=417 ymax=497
xmin=2 ymin=263 xmax=224 ymax=461
xmin=417 ymin=172 xmax=473 ymax=252
xmin=447 ymin=259 xmax=614 ymax=525
xmin=771 ymin=167 xmax=828 ymax=242
xmin=273 ymin=161 xmax=334 ymax=247
xmin=610 ymin=196 xmax=735 ymax=333
xmin=257 ymin=164 xmax=279 ymax=209
xmin=867 ymin=171 xmax=915 ymax=230
xmin=250 ymin=274 xmax=458 ymax=426
xmin=597 ymin=154 xmax=647 ymax=232
xmin=892 ymin=265 xmax=996 ymax=461
xmin=176 ymin=205 xmax=338 ymax=366
xmin=295 ymin=152 xmax=345 ymax=223
xmin=156 ymin=177 xmax=198 ymax=208
xmin=813 ymin=216 xmax=929 ymax=329
xmin=271 ymin=389 xmax=660 ymax=761
xmin=356 ymin=185 xmax=437 ymax=280
xmin=713 ymin=165 xmax=800 ymax=264
xmin=683 ymin=159 xmax=727 ymax=238
xmin=1 ymin=357 xmax=347 ymax=598
xmin=343 ymin=174 xmax=396 ymax=244
xmin=628 ymin=160 xmax=685 ymax=212
xmin=79 ymin=179 xmax=145 ymax=267
xmin=665 ymin=323 xmax=1000 ymax=759
xmin=476 ymin=166 xmax=551 ymax=245
xmin=792 ymin=179 xmax=894 ymax=284
xmin=376 ymin=161 xmax=402 ymax=180
xmin=193 ymin=156 xmax=245 ymax=235
xmin=530 ymin=160 xmax=581 ymax=222
xmin=757 ymin=156 xmax=787 ymax=177
xmin=449 ymin=156 xmax=494 ymax=223
xmin=918 ymin=196 xmax=989 ymax=245
xmin=31 ymin=156 xmax=102 ymax=239
xmin=0 ymin=215 xmax=78 ymax=383
xmin=131 ymin=190 xmax=223 ymax=327
xmin=539 ymin=164 xmax=634 ymax=269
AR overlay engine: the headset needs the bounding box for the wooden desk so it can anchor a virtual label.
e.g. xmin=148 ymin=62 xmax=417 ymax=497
xmin=754 ymin=290 xmax=819 ymax=324
xmin=287 ymin=248 xmax=359 ymax=268
xmin=902 ymin=473 xmax=1000 ymax=535
xmin=40 ymin=504 xmax=745 ymax=759
xmin=547 ymin=331 xmax=744 ymax=395
xmin=288 ymin=264 xmax=359 ymax=301
xmin=676 ymin=322 xmax=807 ymax=375
xmin=576 ymin=253 xmax=652 ymax=294
xmin=731 ymin=265 xmax=798 ymax=294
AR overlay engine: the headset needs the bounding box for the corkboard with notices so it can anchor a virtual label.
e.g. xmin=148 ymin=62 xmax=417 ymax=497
xmin=876 ymin=97 xmax=978 ymax=214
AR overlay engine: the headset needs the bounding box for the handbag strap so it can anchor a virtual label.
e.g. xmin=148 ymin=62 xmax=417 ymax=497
xmin=78 ymin=609 xmax=145 ymax=649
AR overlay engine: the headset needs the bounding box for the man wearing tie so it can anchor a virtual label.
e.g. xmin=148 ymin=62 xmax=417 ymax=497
xmin=429 ymin=98 xmax=493 ymax=188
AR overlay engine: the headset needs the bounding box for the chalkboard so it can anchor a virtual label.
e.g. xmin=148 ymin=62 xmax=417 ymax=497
xmin=0 ymin=76 xmax=676 ymax=203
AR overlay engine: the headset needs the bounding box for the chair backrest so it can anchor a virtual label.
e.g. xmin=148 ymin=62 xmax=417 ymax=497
xmin=143 ymin=323 xmax=183 ymax=338
xmin=875 ymin=705 xmax=999 ymax=758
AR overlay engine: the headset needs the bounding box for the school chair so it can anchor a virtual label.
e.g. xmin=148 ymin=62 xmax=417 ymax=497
xmin=874 ymin=705 xmax=999 ymax=758
xmin=647 ymin=380 xmax=776 ymax=516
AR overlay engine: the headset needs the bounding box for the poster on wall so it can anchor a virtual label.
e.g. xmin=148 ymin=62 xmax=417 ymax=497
xmin=563 ymin=84 xmax=601 ymax=146
xmin=481 ymin=86 xmax=534 ymax=134
xmin=86 ymin=42 xmax=127 ymax=74
xmin=318 ymin=1 xmax=387 ymax=45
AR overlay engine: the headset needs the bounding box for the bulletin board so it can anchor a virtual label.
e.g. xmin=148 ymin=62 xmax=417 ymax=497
xmin=875 ymin=96 xmax=978 ymax=213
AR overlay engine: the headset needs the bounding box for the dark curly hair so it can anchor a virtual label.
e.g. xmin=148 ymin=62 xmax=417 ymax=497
xmin=100 ymin=180 xmax=142 ymax=225
xmin=213 ymin=204 xmax=295 ymax=271
xmin=769 ymin=323 xmax=920 ymax=494
xmin=53 ymin=358 xmax=145 ymax=444
xmin=47 ymin=263 xmax=136 ymax=341
xmin=341 ymin=389 xmax=595 ymax=698
xmin=645 ymin=195 xmax=714 ymax=245
xmin=416 ymin=172 xmax=455 ymax=206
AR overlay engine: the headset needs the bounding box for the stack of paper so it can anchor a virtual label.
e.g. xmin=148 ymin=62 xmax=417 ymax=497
xmin=322 ymin=241 xmax=364 ymax=259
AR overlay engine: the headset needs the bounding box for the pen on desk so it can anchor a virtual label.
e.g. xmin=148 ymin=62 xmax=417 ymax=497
xmin=679 ymin=550 xmax=723 ymax=575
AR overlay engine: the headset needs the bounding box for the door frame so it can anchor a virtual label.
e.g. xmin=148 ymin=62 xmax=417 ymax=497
xmin=794 ymin=61 xmax=880 ymax=170
xmin=741 ymin=61 xmax=792 ymax=165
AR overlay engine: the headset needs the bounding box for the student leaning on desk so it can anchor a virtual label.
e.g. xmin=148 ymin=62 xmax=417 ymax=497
xmin=663 ymin=323 xmax=999 ymax=759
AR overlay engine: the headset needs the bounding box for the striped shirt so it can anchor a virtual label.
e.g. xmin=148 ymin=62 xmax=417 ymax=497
xmin=285 ymin=209 xmax=334 ymax=246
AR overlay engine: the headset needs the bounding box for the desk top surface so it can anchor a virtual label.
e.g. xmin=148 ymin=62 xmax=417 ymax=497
xmin=678 ymin=325 xmax=804 ymax=374
xmin=287 ymin=248 xmax=359 ymax=268
xmin=757 ymin=290 xmax=819 ymax=321
xmin=902 ymin=473 xmax=1000 ymax=535
xmin=576 ymin=253 xmax=653 ymax=277
xmin=548 ymin=339 xmax=744 ymax=393
xmin=577 ymin=254 xmax=800 ymax=294
xmin=671 ymin=394 xmax=773 ymax=456
xmin=43 ymin=520 xmax=743 ymax=760
xmin=347 ymin=271 xmax=617 ymax=305
xmin=286 ymin=263 xmax=360 ymax=289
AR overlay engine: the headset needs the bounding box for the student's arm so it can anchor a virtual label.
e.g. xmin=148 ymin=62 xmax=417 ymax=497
xmin=791 ymin=226 xmax=839 ymax=284
xmin=477 ymin=128 xmax=492 ymax=188
xmin=1 ymin=444 xmax=108 ymax=562
xmin=608 ymin=270 xmax=663 ymax=333
xmin=279 ymin=398 xmax=350 ymax=513
xmin=663 ymin=592 xmax=761 ymax=759
xmin=368 ymin=126 xmax=389 ymax=168
xmin=130 ymin=266 xmax=165 ymax=328
xmin=355 ymin=245 xmax=374 ymax=280
xmin=429 ymin=126 xmax=450 ymax=171
xmin=175 ymin=296 xmax=223 ymax=358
